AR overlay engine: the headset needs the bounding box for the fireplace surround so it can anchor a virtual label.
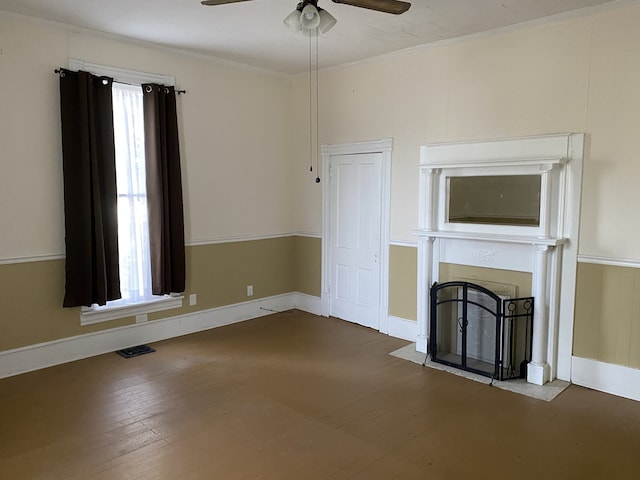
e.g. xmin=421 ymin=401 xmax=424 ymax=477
xmin=414 ymin=134 xmax=584 ymax=385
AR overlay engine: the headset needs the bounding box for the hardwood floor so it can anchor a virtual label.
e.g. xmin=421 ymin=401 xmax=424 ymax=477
xmin=1 ymin=310 xmax=640 ymax=479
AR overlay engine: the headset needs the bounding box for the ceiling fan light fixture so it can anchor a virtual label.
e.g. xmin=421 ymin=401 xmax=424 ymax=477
xmin=317 ymin=9 xmax=337 ymax=34
xmin=300 ymin=4 xmax=321 ymax=30
xmin=284 ymin=2 xmax=337 ymax=36
xmin=283 ymin=9 xmax=303 ymax=32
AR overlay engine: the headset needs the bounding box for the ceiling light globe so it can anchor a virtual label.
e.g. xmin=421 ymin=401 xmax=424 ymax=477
xmin=283 ymin=9 xmax=302 ymax=32
xmin=317 ymin=9 xmax=337 ymax=34
xmin=300 ymin=4 xmax=320 ymax=30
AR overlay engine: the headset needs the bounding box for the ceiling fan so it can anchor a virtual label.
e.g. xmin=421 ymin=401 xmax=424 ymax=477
xmin=201 ymin=0 xmax=412 ymax=16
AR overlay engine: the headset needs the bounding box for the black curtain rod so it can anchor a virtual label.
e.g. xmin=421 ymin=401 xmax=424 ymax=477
xmin=54 ymin=68 xmax=187 ymax=94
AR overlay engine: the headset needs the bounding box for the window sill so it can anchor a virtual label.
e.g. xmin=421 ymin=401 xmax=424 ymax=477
xmin=80 ymin=295 xmax=184 ymax=326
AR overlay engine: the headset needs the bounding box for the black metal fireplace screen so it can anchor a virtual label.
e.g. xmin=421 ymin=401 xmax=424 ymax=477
xmin=429 ymin=281 xmax=533 ymax=381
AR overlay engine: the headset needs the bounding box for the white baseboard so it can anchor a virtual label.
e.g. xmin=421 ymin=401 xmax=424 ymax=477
xmin=571 ymin=356 xmax=640 ymax=402
xmin=387 ymin=315 xmax=418 ymax=342
xmin=0 ymin=292 xmax=322 ymax=379
xmin=291 ymin=292 xmax=323 ymax=316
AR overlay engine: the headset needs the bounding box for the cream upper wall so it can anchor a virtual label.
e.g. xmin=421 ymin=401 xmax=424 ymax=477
xmin=0 ymin=15 xmax=68 ymax=259
xmin=293 ymin=3 xmax=640 ymax=260
xmin=4 ymin=4 xmax=640 ymax=260
xmin=0 ymin=13 xmax=294 ymax=260
xmin=582 ymin=8 xmax=640 ymax=259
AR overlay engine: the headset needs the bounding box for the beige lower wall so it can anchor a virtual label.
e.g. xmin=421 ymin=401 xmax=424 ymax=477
xmin=13 ymin=238 xmax=617 ymax=370
xmin=186 ymin=237 xmax=295 ymax=311
xmin=294 ymin=236 xmax=321 ymax=297
xmin=0 ymin=237 xmax=296 ymax=351
xmin=0 ymin=259 xmax=128 ymax=351
xmin=438 ymin=263 xmax=533 ymax=298
xmin=0 ymin=238 xmax=417 ymax=352
xmin=389 ymin=245 xmax=417 ymax=321
xmin=573 ymin=262 xmax=640 ymax=369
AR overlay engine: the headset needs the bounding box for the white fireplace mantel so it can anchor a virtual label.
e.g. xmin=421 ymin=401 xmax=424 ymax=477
xmin=414 ymin=134 xmax=584 ymax=385
xmin=413 ymin=230 xmax=568 ymax=247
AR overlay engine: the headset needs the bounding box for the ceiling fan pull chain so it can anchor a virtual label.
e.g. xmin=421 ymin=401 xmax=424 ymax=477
xmin=309 ymin=32 xmax=313 ymax=173
xmin=315 ymin=31 xmax=320 ymax=183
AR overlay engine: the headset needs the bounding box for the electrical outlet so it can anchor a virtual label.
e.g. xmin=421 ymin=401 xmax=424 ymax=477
xmin=247 ymin=285 xmax=253 ymax=296
xmin=189 ymin=293 xmax=197 ymax=306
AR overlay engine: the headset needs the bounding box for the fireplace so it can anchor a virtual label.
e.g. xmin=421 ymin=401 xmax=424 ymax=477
xmin=429 ymin=281 xmax=533 ymax=381
xmin=414 ymin=134 xmax=584 ymax=385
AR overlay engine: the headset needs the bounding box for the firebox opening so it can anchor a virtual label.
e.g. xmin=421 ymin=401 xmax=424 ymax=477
xmin=429 ymin=281 xmax=533 ymax=381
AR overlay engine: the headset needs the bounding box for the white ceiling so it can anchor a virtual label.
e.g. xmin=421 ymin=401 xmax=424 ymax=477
xmin=0 ymin=0 xmax=620 ymax=74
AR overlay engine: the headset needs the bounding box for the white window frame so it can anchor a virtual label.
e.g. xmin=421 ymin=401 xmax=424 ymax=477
xmin=68 ymin=59 xmax=183 ymax=326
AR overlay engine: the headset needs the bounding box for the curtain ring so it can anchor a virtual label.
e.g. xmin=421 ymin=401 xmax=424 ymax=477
xmin=145 ymin=85 xmax=153 ymax=93
xmin=164 ymin=87 xmax=169 ymax=94
xmin=60 ymin=72 xmax=66 ymax=78
xmin=102 ymin=78 xmax=109 ymax=85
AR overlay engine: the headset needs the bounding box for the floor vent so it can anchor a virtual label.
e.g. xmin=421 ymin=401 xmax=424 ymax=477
xmin=116 ymin=345 xmax=156 ymax=359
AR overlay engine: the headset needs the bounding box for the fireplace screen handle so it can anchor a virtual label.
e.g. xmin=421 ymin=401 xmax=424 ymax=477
xmin=457 ymin=317 xmax=467 ymax=333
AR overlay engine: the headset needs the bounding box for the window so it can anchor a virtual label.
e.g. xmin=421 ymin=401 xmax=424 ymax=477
xmin=72 ymin=61 xmax=183 ymax=325
xmin=112 ymin=82 xmax=153 ymax=306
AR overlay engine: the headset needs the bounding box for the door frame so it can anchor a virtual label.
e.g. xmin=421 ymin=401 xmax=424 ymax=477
xmin=321 ymin=138 xmax=392 ymax=333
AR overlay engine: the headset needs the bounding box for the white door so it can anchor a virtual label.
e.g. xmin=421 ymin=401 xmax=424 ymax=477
xmin=329 ymin=152 xmax=383 ymax=329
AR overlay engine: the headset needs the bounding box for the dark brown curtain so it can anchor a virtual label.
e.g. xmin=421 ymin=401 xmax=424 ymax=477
xmin=59 ymin=69 xmax=121 ymax=307
xmin=142 ymin=84 xmax=186 ymax=295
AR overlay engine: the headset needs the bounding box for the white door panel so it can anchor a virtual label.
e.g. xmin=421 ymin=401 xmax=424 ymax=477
xmin=330 ymin=152 xmax=382 ymax=329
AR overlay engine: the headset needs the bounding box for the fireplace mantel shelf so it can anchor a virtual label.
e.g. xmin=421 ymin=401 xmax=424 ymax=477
xmin=412 ymin=229 xmax=568 ymax=247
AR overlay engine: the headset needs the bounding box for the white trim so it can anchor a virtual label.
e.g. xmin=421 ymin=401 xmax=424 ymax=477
xmin=420 ymin=156 xmax=567 ymax=170
xmin=0 ymin=292 xmax=321 ymax=379
xmin=387 ymin=316 xmax=418 ymax=342
xmin=68 ymin=58 xmax=175 ymax=86
xmin=321 ymin=138 xmax=393 ymax=333
xmin=379 ymin=139 xmax=393 ymax=334
xmin=390 ymin=240 xmax=418 ymax=248
xmin=413 ymin=230 xmax=567 ymax=247
xmin=420 ymin=133 xmax=573 ymax=164
xmin=294 ymin=232 xmax=322 ymax=239
xmin=0 ymin=254 xmax=65 ymax=265
xmin=578 ymin=255 xmax=640 ymax=269
xmin=0 ymin=235 xmax=306 ymax=264
xmin=186 ymin=233 xmax=297 ymax=246
xmin=291 ymin=292 xmax=323 ymax=316
xmin=80 ymin=295 xmax=184 ymax=326
xmin=323 ymin=138 xmax=394 ymax=156
xmin=572 ymin=356 xmax=640 ymax=402
xmin=557 ymin=134 xmax=584 ymax=381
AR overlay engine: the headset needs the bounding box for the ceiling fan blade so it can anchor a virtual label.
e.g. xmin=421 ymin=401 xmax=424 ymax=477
xmin=331 ymin=0 xmax=410 ymax=15
xmin=201 ymin=0 xmax=255 ymax=6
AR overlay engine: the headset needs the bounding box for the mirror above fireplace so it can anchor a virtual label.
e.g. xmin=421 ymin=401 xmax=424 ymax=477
xmin=448 ymin=175 xmax=541 ymax=227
